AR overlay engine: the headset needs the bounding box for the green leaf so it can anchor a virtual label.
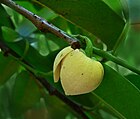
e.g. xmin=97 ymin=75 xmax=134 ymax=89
xmin=94 ymin=64 xmax=140 ymax=119
xmin=16 ymin=18 xmax=37 ymax=37
xmin=37 ymin=34 xmax=50 ymax=56
xmin=0 ymin=5 xmax=14 ymax=28
xmin=16 ymin=1 xmax=38 ymax=14
xmin=37 ymin=0 xmax=125 ymax=49
xmin=5 ymin=40 xmax=60 ymax=73
xmin=2 ymin=26 xmax=22 ymax=42
xmin=45 ymin=33 xmax=68 ymax=49
xmin=34 ymin=33 xmax=60 ymax=55
xmin=125 ymin=74 xmax=140 ymax=90
xmin=10 ymin=71 xmax=41 ymax=117
xmin=0 ymin=85 xmax=11 ymax=119
xmin=37 ymin=7 xmax=58 ymax=21
xmin=0 ymin=53 xmax=19 ymax=86
xmin=0 ymin=4 xmax=14 ymax=39
xmin=103 ymin=0 xmax=129 ymax=20
xmin=44 ymin=94 xmax=77 ymax=119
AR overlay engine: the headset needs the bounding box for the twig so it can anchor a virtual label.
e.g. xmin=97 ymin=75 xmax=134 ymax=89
xmin=0 ymin=0 xmax=81 ymax=49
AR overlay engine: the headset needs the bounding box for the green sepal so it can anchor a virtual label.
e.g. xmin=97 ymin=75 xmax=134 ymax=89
xmin=72 ymin=34 xmax=93 ymax=58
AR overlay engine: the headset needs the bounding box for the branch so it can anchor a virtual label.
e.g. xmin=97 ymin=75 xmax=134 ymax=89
xmin=0 ymin=0 xmax=81 ymax=49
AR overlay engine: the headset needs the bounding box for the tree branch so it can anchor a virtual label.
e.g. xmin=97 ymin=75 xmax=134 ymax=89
xmin=0 ymin=0 xmax=81 ymax=49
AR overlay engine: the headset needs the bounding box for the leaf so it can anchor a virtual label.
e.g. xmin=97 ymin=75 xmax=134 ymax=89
xmin=44 ymin=94 xmax=77 ymax=119
xmin=45 ymin=33 xmax=68 ymax=49
xmin=0 ymin=85 xmax=11 ymax=119
xmin=125 ymin=74 xmax=140 ymax=90
xmin=16 ymin=18 xmax=37 ymax=37
xmin=2 ymin=26 xmax=22 ymax=42
xmin=5 ymin=39 xmax=60 ymax=73
xmin=0 ymin=4 xmax=14 ymax=39
xmin=0 ymin=53 xmax=19 ymax=86
xmin=10 ymin=71 xmax=41 ymax=117
xmin=103 ymin=0 xmax=123 ymax=17
xmin=15 ymin=1 xmax=39 ymax=15
xmin=94 ymin=64 xmax=140 ymax=119
xmin=103 ymin=0 xmax=129 ymax=20
xmin=0 ymin=5 xmax=14 ymax=28
xmin=37 ymin=7 xmax=58 ymax=20
xmin=37 ymin=34 xmax=50 ymax=56
xmin=37 ymin=0 xmax=125 ymax=49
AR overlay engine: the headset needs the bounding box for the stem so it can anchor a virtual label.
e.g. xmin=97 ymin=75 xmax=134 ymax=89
xmin=0 ymin=0 xmax=80 ymax=49
xmin=92 ymin=47 xmax=140 ymax=75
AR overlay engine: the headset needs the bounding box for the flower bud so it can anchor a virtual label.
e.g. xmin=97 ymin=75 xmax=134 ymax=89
xmin=53 ymin=47 xmax=104 ymax=95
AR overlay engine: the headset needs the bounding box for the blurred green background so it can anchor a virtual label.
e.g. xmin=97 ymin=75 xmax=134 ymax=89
xmin=0 ymin=0 xmax=140 ymax=119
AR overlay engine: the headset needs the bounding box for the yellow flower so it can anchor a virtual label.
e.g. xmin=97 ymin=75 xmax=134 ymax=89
xmin=53 ymin=46 xmax=104 ymax=95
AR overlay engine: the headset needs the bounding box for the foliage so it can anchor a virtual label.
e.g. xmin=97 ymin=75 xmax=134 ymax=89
xmin=0 ymin=0 xmax=140 ymax=119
